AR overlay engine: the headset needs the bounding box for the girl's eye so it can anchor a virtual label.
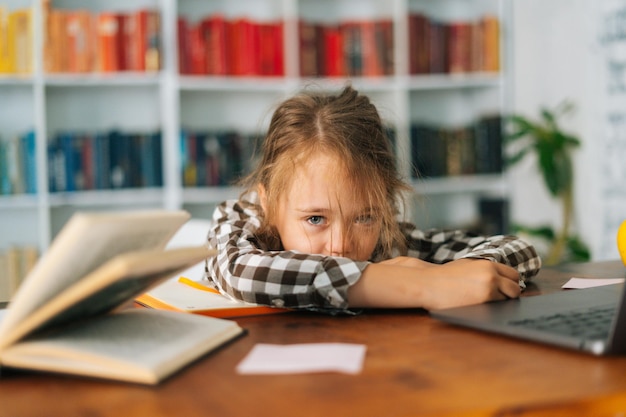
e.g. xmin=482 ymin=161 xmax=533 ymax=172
xmin=355 ymin=215 xmax=375 ymax=224
xmin=307 ymin=216 xmax=325 ymax=225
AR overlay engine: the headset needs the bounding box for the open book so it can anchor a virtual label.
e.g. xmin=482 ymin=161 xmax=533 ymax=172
xmin=0 ymin=210 xmax=244 ymax=385
xmin=136 ymin=277 xmax=289 ymax=318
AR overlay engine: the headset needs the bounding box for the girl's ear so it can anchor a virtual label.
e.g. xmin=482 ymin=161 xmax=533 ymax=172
xmin=258 ymin=183 xmax=268 ymax=214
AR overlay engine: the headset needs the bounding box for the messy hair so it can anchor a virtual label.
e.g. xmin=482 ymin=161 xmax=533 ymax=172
xmin=241 ymin=85 xmax=412 ymax=259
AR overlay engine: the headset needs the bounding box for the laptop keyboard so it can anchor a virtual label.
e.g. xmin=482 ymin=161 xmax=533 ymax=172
xmin=508 ymin=305 xmax=616 ymax=340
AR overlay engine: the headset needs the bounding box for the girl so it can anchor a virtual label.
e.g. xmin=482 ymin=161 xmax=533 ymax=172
xmin=205 ymin=85 xmax=541 ymax=314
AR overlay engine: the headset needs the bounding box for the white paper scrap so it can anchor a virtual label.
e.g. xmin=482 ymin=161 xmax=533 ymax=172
xmin=562 ymin=277 xmax=625 ymax=289
xmin=236 ymin=343 xmax=366 ymax=375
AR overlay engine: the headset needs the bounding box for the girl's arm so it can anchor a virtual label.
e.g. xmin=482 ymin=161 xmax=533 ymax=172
xmin=400 ymin=223 xmax=542 ymax=283
xmin=347 ymin=225 xmax=542 ymax=310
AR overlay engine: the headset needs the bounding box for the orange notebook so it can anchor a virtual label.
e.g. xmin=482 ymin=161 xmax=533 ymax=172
xmin=136 ymin=277 xmax=290 ymax=318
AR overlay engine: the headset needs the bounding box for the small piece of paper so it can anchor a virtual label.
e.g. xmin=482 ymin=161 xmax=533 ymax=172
xmin=236 ymin=343 xmax=366 ymax=375
xmin=562 ymin=277 xmax=625 ymax=289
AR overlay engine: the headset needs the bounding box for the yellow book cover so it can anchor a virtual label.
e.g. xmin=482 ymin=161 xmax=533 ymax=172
xmin=482 ymin=14 xmax=500 ymax=73
xmin=0 ymin=7 xmax=10 ymax=73
xmin=7 ymin=8 xmax=33 ymax=74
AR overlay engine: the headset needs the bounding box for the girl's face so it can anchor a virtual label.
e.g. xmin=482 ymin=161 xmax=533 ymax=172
xmin=262 ymin=152 xmax=382 ymax=261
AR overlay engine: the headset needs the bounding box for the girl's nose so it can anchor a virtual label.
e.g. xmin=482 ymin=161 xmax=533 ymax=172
xmin=326 ymin=224 xmax=353 ymax=257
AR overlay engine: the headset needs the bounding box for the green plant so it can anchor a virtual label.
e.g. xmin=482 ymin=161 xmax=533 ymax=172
xmin=505 ymin=101 xmax=590 ymax=265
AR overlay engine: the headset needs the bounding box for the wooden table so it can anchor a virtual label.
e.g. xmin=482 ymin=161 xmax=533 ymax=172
xmin=2 ymin=260 xmax=626 ymax=417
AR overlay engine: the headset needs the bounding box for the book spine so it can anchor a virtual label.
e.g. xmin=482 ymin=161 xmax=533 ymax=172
xmin=0 ymin=138 xmax=10 ymax=194
xmin=0 ymin=6 xmax=8 ymax=73
xmin=67 ymin=11 xmax=94 ymax=73
xmin=482 ymin=15 xmax=500 ymax=72
xmin=10 ymin=8 xmax=33 ymax=74
xmin=144 ymin=10 xmax=161 ymax=71
xmin=177 ymin=17 xmax=188 ymax=74
xmin=20 ymin=130 xmax=37 ymax=194
xmin=96 ymin=12 xmax=120 ymax=72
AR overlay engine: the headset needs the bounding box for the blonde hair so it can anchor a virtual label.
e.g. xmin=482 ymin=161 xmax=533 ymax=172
xmin=241 ymin=85 xmax=411 ymax=259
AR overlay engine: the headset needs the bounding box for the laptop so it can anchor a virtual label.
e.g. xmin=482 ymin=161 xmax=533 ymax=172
xmin=430 ymin=283 xmax=626 ymax=355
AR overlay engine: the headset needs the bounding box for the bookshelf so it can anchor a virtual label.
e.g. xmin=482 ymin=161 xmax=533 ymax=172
xmin=0 ymin=0 xmax=510 ymax=260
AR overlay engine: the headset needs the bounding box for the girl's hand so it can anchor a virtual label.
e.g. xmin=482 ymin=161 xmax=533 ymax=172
xmin=411 ymin=258 xmax=521 ymax=310
xmin=349 ymin=257 xmax=521 ymax=310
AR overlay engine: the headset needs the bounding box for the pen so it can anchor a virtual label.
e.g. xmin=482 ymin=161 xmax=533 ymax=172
xmin=178 ymin=276 xmax=221 ymax=294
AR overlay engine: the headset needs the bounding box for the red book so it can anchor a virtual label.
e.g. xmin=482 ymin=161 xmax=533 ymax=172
xmin=132 ymin=10 xmax=148 ymax=71
xmin=258 ymin=21 xmax=283 ymax=76
xmin=323 ymin=25 xmax=343 ymax=76
xmin=409 ymin=13 xmax=429 ymax=74
xmin=231 ymin=18 xmax=258 ymax=76
xmin=96 ymin=13 xmax=120 ymax=72
xmin=272 ymin=21 xmax=284 ymax=76
xmin=115 ymin=14 xmax=127 ymax=71
xmin=176 ymin=17 xmax=188 ymax=74
xmin=447 ymin=21 xmax=470 ymax=74
xmin=123 ymin=13 xmax=139 ymax=71
xmin=205 ymin=14 xmax=228 ymax=75
xmin=299 ymin=20 xmax=318 ymax=77
xmin=222 ymin=19 xmax=235 ymax=75
xmin=189 ymin=23 xmax=207 ymax=75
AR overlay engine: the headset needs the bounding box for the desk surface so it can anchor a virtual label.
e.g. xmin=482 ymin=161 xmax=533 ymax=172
xmin=2 ymin=260 xmax=626 ymax=417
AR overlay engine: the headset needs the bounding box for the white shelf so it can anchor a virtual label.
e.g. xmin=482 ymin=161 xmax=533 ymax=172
xmin=43 ymin=73 xmax=163 ymax=87
xmin=47 ymin=189 xmax=165 ymax=207
xmin=0 ymin=76 xmax=34 ymax=85
xmin=406 ymin=73 xmax=503 ymax=91
xmin=178 ymin=76 xmax=293 ymax=92
xmin=0 ymin=194 xmax=40 ymax=209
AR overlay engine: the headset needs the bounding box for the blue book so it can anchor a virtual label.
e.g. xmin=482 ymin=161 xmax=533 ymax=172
xmin=0 ymin=139 xmax=10 ymax=195
xmin=20 ymin=131 xmax=37 ymax=194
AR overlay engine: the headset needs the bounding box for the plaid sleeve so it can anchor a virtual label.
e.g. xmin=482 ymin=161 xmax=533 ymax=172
xmin=205 ymin=199 xmax=368 ymax=311
xmin=402 ymin=224 xmax=542 ymax=283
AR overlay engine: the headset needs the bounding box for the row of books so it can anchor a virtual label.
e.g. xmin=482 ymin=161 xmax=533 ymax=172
xmin=0 ymin=245 xmax=38 ymax=302
xmin=43 ymin=1 xmax=161 ymax=73
xmin=411 ymin=115 xmax=503 ymax=178
xmin=299 ymin=19 xmax=393 ymax=78
xmin=1 ymin=7 xmax=499 ymax=78
xmin=409 ymin=13 xmax=500 ymax=75
xmin=47 ymin=131 xmax=163 ymax=192
xmin=0 ymin=128 xmax=261 ymax=195
xmin=181 ymin=130 xmax=260 ymax=187
xmin=1 ymin=117 xmax=502 ymax=196
xmin=0 ymin=7 xmax=32 ymax=74
xmin=0 ymin=131 xmax=36 ymax=195
xmin=178 ymin=15 xmax=283 ymax=76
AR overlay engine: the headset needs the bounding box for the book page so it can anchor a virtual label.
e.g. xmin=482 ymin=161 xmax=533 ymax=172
xmin=0 ymin=246 xmax=213 ymax=349
xmin=0 ymin=211 xmax=190 ymax=342
xmin=136 ymin=279 xmax=287 ymax=318
xmin=142 ymin=279 xmax=258 ymax=310
xmin=1 ymin=309 xmax=243 ymax=384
